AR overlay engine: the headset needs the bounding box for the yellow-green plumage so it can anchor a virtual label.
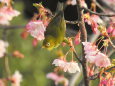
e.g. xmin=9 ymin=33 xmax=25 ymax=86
xmin=42 ymin=10 xmax=66 ymax=50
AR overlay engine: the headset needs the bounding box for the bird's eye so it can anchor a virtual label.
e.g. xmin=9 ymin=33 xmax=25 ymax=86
xmin=46 ymin=43 xmax=50 ymax=47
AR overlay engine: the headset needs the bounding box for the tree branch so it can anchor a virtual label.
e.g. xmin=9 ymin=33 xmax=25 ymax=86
xmin=83 ymin=7 xmax=115 ymax=17
xmin=76 ymin=0 xmax=89 ymax=86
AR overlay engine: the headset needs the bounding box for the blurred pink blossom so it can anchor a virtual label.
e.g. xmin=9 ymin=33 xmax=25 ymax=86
xmin=0 ymin=6 xmax=20 ymax=25
xmin=82 ymin=42 xmax=111 ymax=67
xmin=32 ymin=38 xmax=38 ymax=47
xmin=26 ymin=20 xmax=46 ymax=41
xmin=11 ymin=71 xmax=22 ymax=86
xmin=46 ymin=72 xmax=68 ymax=86
xmin=0 ymin=40 xmax=8 ymax=58
xmin=0 ymin=79 xmax=5 ymax=86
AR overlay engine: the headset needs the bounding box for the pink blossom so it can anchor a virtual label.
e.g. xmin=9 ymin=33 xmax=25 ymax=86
xmin=26 ymin=20 xmax=46 ymax=41
xmin=91 ymin=15 xmax=103 ymax=24
xmin=0 ymin=7 xmax=20 ymax=25
xmin=82 ymin=42 xmax=111 ymax=67
xmin=0 ymin=79 xmax=5 ymax=86
xmin=107 ymin=25 xmax=115 ymax=37
xmin=46 ymin=72 xmax=59 ymax=81
xmin=84 ymin=14 xmax=103 ymax=34
xmin=52 ymin=59 xmax=65 ymax=67
xmin=0 ymin=40 xmax=8 ymax=58
xmin=46 ymin=72 xmax=69 ymax=86
xmin=11 ymin=71 xmax=22 ymax=86
xmin=74 ymin=32 xmax=81 ymax=45
xmin=52 ymin=59 xmax=80 ymax=73
xmin=91 ymin=20 xmax=99 ymax=34
xmin=32 ymin=38 xmax=38 ymax=47
xmin=63 ymin=62 xmax=80 ymax=73
xmin=94 ymin=52 xmax=111 ymax=67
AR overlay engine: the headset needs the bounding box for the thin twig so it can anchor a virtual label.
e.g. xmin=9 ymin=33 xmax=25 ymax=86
xmin=97 ymin=0 xmax=115 ymax=12
xmin=83 ymin=7 xmax=115 ymax=17
xmin=73 ymin=51 xmax=82 ymax=63
xmin=95 ymin=1 xmax=105 ymax=12
xmin=4 ymin=55 xmax=11 ymax=78
xmin=109 ymin=39 xmax=115 ymax=50
xmin=88 ymin=66 xmax=115 ymax=80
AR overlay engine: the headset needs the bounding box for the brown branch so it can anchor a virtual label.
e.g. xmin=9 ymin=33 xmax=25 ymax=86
xmin=76 ymin=0 xmax=89 ymax=86
xmin=97 ymin=0 xmax=115 ymax=12
xmin=83 ymin=7 xmax=115 ymax=17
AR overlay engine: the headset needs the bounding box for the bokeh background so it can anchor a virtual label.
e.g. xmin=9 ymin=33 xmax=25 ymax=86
xmin=0 ymin=0 xmax=115 ymax=86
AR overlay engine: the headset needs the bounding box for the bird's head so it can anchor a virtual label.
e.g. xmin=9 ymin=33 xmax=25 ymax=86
xmin=42 ymin=36 xmax=56 ymax=50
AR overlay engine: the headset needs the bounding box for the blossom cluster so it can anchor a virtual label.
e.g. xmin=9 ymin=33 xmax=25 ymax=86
xmin=46 ymin=72 xmax=68 ymax=86
xmin=26 ymin=20 xmax=46 ymax=41
xmin=11 ymin=71 xmax=23 ymax=86
xmin=82 ymin=42 xmax=111 ymax=67
xmin=84 ymin=13 xmax=103 ymax=34
xmin=0 ymin=0 xmax=20 ymax=25
xmin=52 ymin=59 xmax=80 ymax=73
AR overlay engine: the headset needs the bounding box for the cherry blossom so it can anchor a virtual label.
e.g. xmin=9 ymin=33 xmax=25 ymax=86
xmin=0 ymin=40 xmax=9 ymax=58
xmin=107 ymin=25 xmax=115 ymax=37
xmin=11 ymin=71 xmax=23 ymax=86
xmin=52 ymin=59 xmax=66 ymax=67
xmin=82 ymin=42 xmax=111 ymax=67
xmin=46 ymin=72 xmax=69 ymax=86
xmin=26 ymin=20 xmax=46 ymax=41
xmin=63 ymin=62 xmax=80 ymax=73
xmin=0 ymin=6 xmax=20 ymax=25
xmin=94 ymin=52 xmax=111 ymax=67
xmin=84 ymin=14 xmax=103 ymax=34
xmin=99 ymin=76 xmax=115 ymax=86
xmin=52 ymin=59 xmax=80 ymax=73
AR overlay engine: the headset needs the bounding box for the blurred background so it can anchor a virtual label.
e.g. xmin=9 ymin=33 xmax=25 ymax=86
xmin=0 ymin=0 xmax=114 ymax=86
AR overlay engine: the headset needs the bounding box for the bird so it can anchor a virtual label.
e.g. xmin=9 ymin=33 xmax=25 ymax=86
xmin=42 ymin=2 xmax=66 ymax=50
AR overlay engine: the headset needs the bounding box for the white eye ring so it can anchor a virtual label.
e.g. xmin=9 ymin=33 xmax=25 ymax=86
xmin=46 ymin=43 xmax=50 ymax=46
